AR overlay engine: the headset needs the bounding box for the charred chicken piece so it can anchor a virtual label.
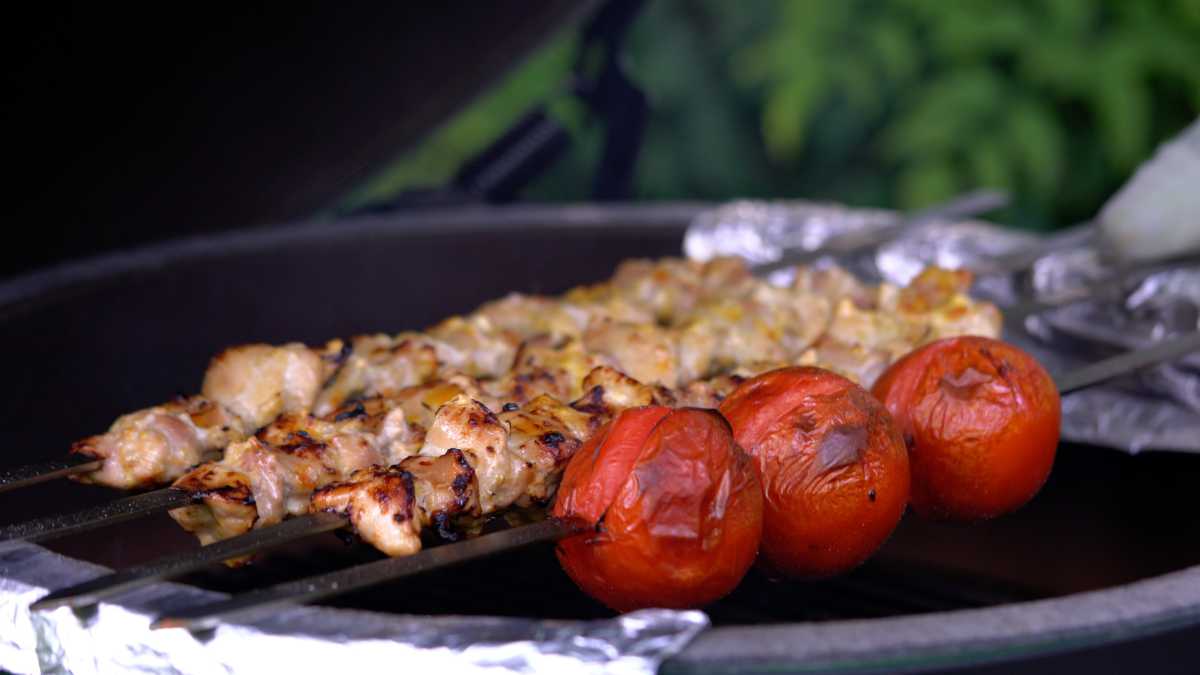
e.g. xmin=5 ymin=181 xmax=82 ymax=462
xmin=169 ymin=393 xmax=427 ymax=544
xmin=310 ymin=386 xmax=603 ymax=557
xmin=311 ymin=449 xmax=479 ymax=556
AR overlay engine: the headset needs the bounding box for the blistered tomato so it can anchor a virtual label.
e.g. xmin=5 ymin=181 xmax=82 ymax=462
xmin=552 ymin=406 xmax=763 ymax=612
xmin=871 ymin=336 xmax=1060 ymax=521
xmin=720 ymin=367 xmax=909 ymax=579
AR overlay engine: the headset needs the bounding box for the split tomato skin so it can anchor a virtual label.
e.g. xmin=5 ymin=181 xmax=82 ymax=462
xmin=871 ymin=336 xmax=1060 ymax=522
xmin=719 ymin=367 xmax=910 ymax=579
xmin=552 ymin=406 xmax=763 ymax=612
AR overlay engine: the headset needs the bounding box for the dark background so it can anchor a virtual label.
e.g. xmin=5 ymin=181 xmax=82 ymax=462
xmin=0 ymin=1 xmax=581 ymax=279
xmin=4 ymin=1 xmax=1198 ymax=278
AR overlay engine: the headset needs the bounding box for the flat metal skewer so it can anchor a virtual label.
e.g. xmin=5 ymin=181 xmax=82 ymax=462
xmin=1001 ymin=253 xmax=1200 ymax=330
xmin=31 ymin=511 xmax=348 ymax=611
xmin=0 ymin=456 xmax=102 ymax=494
xmin=1054 ymin=330 xmax=1200 ymax=395
xmin=151 ymin=517 xmax=577 ymax=632
xmin=0 ymin=487 xmax=196 ymax=544
xmin=751 ymin=189 xmax=1010 ymax=277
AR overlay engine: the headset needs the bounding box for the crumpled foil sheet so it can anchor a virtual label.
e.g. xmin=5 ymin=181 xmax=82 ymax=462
xmin=0 ymin=541 xmax=708 ymax=674
xmin=686 ymin=200 xmax=1200 ymax=453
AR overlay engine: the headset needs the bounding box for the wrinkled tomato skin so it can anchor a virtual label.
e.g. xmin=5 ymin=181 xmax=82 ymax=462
xmin=720 ymin=367 xmax=910 ymax=579
xmin=553 ymin=407 xmax=763 ymax=612
xmin=871 ymin=336 xmax=1060 ymax=522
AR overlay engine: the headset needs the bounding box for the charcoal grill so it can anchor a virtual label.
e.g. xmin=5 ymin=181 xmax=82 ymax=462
xmin=3 ymin=203 xmax=1200 ymax=673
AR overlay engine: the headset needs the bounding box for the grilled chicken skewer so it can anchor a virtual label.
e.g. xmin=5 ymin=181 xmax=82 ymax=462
xmin=2 ymin=263 xmax=1006 ymax=546
xmin=29 ymin=366 xmax=668 ymax=610
xmin=1 ymin=253 xmax=1004 ymax=495
xmin=30 ymin=329 xmax=1200 ymax=614
xmin=4 ymin=363 xmax=676 ymax=546
xmin=5 ymin=260 xmax=999 ymax=542
xmin=26 ymin=368 xmax=680 ymax=610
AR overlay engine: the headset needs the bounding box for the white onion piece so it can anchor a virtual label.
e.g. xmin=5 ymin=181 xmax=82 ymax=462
xmin=1099 ymin=119 xmax=1200 ymax=262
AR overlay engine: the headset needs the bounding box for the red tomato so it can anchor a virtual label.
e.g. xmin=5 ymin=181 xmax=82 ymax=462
xmin=720 ymin=367 xmax=910 ymax=579
xmin=871 ymin=336 xmax=1060 ymax=521
xmin=552 ymin=406 xmax=763 ymax=612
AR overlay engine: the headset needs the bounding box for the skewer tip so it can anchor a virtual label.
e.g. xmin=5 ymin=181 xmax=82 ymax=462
xmin=29 ymin=593 xmax=84 ymax=612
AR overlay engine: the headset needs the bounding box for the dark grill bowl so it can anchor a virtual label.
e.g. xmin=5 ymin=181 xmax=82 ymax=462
xmin=3 ymin=204 xmax=1200 ymax=673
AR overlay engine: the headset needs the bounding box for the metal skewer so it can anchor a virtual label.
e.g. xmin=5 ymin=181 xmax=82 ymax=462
xmin=1053 ymin=331 xmax=1200 ymax=395
xmin=0 ymin=455 xmax=101 ymax=494
xmin=0 ymin=487 xmax=196 ymax=544
xmin=151 ymin=517 xmax=577 ymax=631
xmin=751 ymin=189 xmax=1010 ymax=277
xmin=1001 ymin=253 xmax=1200 ymax=331
xmin=30 ymin=512 xmax=348 ymax=611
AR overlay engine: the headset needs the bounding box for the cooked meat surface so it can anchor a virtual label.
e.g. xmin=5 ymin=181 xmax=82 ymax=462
xmin=74 ymin=257 xmax=1003 ymax=490
xmin=71 ymin=396 xmax=245 ymax=489
xmin=202 ymin=343 xmax=331 ymax=429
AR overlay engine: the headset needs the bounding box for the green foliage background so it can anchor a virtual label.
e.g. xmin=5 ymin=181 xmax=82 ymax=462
xmin=343 ymin=0 xmax=1200 ymax=231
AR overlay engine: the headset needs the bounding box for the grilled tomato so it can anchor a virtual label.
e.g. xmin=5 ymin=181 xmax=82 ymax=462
xmin=552 ymin=406 xmax=762 ymax=612
xmin=720 ymin=367 xmax=909 ymax=579
xmin=871 ymin=336 xmax=1060 ymax=522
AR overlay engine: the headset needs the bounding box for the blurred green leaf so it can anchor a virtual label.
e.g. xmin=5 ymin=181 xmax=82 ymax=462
xmin=882 ymin=68 xmax=1003 ymax=160
xmin=762 ymin=71 xmax=825 ymax=161
xmin=343 ymin=0 xmax=1200 ymax=232
xmin=1007 ymin=98 xmax=1065 ymax=197
xmin=866 ymin=20 xmax=921 ymax=86
xmin=965 ymin=139 xmax=1012 ymax=193
xmin=1092 ymin=43 xmax=1151 ymax=170
xmin=897 ymin=157 xmax=958 ymax=208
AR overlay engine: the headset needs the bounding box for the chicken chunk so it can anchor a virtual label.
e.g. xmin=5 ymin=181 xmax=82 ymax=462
xmin=311 ymin=465 xmax=423 ymax=557
xmin=202 ymin=343 xmax=328 ymax=429
xmin=313 ymin=334 xmax=439 ymax=415
xmin=312 ymin=449 xmax=481 ymax=555
xmin=427 ymin=315 xmax=517 ymax=377
xmin=570 ymin=365 xmax=675 ymax=419
xmin=71 ymin=396 xmax=245 ymax=489
xmin=583 ymin=318 xmax=679 ymax=387
xmin=169 ymin=408 xmax=391 ymax=542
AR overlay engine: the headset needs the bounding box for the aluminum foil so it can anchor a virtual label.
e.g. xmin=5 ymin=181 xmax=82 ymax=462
xmin=0 ymin=541 xmax=708 ymax=674
xmin=685 ymin=200 xmax=1200 ymax=453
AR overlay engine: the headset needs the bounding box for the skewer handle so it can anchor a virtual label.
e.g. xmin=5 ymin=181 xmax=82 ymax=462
xmin=1055 ymin=331 xmax=1200 ymax=394
xmin=0 ymin=456 xmax=102 ymax=494
xmin=30 ymin=511 xmax=349 ymax=611
xmin=152 ymin=517 xmax=578 ymax=632
xmin=0 ymin=487 xmax=196 ymax=544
